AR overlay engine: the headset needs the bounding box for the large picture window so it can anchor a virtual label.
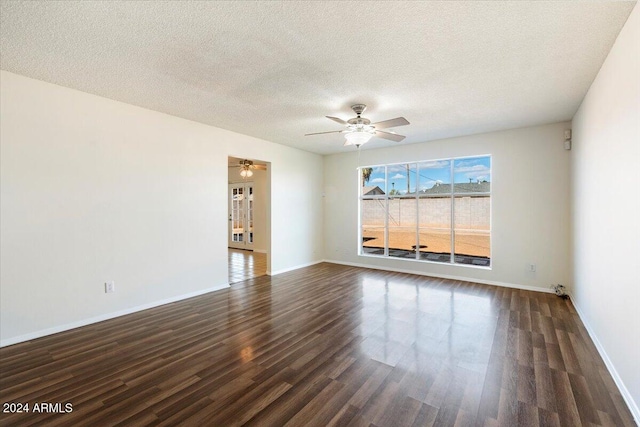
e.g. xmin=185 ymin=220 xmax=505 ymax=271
xmin=360 ymin=156 xmax=491 ymax=267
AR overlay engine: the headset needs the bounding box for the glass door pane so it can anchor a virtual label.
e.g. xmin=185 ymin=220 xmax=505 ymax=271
xmin=247 ymin=185 xmax=254 ymax=244
xmin=232 ymin=187 xmax=244 ymax=243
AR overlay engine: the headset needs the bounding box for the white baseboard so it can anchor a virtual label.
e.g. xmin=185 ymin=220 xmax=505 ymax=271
xmin=569 ymin=293 xmax=640 ymax=425
xmin=267 ymin=259 xmax=324 ymax=276
xmin=323 ymin=259 xmax=555 ymax=294
xmin=0 ymin=283 xmax=230 ymax=348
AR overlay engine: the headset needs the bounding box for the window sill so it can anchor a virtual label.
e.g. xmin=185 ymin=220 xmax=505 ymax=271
xmin=357 ymin=253 xmax=492 ymax=271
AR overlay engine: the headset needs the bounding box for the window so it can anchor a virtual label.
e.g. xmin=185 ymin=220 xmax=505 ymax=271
xmin=359 ymin=156 xmax=491 ymax=267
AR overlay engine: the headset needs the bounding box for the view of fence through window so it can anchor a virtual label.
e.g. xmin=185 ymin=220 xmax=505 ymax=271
xmin=360 ymin=156 xmax=491 ymax=267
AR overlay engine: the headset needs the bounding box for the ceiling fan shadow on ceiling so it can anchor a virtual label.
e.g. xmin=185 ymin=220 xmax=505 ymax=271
xmin=229 ymin=159 xmax=267 ymax=178
xmin=305 ymin=104 xmax=409 ymax=147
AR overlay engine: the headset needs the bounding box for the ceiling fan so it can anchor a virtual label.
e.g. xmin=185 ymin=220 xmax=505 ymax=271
xmin=305 ymin=104 xmax=409 ymax=147
xmin=229 ymin=159 xmax=267 ymax=178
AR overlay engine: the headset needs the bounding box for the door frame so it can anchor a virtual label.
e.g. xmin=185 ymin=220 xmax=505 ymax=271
xmin=228 ymin=182 xmax=254 ymax=250
xmin=227 ymin=156 xmax=271 ymax=277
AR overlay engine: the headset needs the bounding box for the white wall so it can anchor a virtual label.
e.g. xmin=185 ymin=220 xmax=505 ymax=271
xmin=0 ymin=70 xmax=323 ymax=345
xmin=228 ymin=165 xmax=268 ymax=253
xmin=324 ymin=122 xmax=572 ymax=292
xmin=234 ymin=144 xmax=324 ymax=275
xmin=571 ymin=3 xmax=640 ymax=420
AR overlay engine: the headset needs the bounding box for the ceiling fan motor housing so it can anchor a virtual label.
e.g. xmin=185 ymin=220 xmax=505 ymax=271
xmin=348 ymin=104 xmax=372 ymax=129
xmin=351 ymin=104 xmax=367 ymax=116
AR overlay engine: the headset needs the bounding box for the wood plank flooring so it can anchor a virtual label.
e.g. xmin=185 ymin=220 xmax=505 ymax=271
xmin=0 ymin=263 xmax=635 ymax=426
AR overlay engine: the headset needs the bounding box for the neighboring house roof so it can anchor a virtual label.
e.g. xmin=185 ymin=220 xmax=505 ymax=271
xmin=419 ymin=181 xmax=490 ymax=195
xmin=362 ymin=185 xmax=385 ymax=195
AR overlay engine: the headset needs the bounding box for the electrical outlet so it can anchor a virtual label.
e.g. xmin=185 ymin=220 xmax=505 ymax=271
xmin=528 ymin=264 xmax=536 ymax=272
xmin=105 ymin=281 xmax=115 ymax=293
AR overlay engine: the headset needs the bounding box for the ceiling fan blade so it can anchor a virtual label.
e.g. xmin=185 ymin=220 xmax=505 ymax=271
xmin=372 ymin=117 xmax=410 ymax=129
xmin=305 ymin=130 xmax=345 ymax=136
xmin=326 ymin=116 xmax=348 ymax=125
xmin=253 ymin=165 xmax=267 ymax=171
xmin=375 ymin=130 xmax=406 ymax=142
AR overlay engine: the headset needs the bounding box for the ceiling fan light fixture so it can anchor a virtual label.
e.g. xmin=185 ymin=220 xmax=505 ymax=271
xmin=306 ymin=104 xmax=409 ymax=147
xmin=344 ymin=131 xmax=374 ymax=146
xmin=240 ymin=167 xmax=253 ymax=178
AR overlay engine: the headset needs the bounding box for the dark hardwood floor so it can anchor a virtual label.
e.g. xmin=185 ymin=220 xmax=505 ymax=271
xmin=0 ymin=263 xmax=635 ymax=426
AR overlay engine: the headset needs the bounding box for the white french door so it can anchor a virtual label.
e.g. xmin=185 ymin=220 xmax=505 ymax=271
xmin=228 ymin=182 xmax=254 ymax=250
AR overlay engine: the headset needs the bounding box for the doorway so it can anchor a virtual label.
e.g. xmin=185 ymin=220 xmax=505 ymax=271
xmin=228 ymin=156 xmax=269 ymax=283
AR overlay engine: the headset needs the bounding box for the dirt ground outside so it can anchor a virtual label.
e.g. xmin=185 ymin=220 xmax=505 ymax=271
xmin=362 ymin=228 xmax=490 ymax=258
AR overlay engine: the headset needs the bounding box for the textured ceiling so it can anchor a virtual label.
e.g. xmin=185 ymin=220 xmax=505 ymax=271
xmin=0 ymin=1 xmax=636 ymax=155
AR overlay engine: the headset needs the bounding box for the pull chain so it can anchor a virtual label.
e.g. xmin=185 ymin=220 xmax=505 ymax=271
xmin=356 ymin=145 xmax=361 ymax=183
